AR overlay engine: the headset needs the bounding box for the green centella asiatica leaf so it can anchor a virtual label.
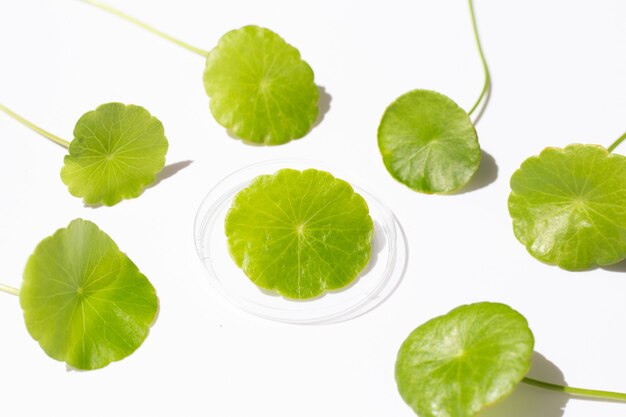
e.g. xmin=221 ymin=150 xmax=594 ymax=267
xmin=203 ymin=25 xmax=319 ymax=145
xmin=20 ymin=219 xmax=158 ymax=370
xmin=509 ymin=144 xmax=626 ymax=270
xmin=225 ymin=168 xmax=373 ymax=299
xmin=60 ymin=102 xmax=168 ymax=206
xmin=378 ymin=89 xmax=481 ymax=194
xmin=396 ymin=302 xmax=534 ymax=417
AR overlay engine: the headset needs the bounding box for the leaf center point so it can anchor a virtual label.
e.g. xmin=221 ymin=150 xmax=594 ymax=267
xmin=259 ymin=77 xmax=272 ymax=93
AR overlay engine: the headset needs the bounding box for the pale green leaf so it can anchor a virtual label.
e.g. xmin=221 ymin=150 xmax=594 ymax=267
xmin=378 ymin=89 xmax=481 ymax=193
xmin=61 ymin=103 xmax=168 ymax=206
xmin=20 ymin=219 xmax=158 ymax=370
xmin=203 ymin=25 xmax=319 ymax=145
xmin=509 ymin=144 xmax=626 ymax=270
xmin=225 ymin=168 xmax=373 ymax=299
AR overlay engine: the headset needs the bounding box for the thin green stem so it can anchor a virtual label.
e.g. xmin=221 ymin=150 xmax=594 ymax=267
xmin=467 ymin=0 xmax=491 ymax=117
xmin=0 ymin=104 xmax=70 ymax=148
xmin=523 ymin=377 xmax=626 ymax=402
xmin=607 ymin=131 xmax=626 ymax=153
xmin=80 ymin=0 xmax=209 ymax=57
xmin=0 ymin=283 xmax=20 ymax=297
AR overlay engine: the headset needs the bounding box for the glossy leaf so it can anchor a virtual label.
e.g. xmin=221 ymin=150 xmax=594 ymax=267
xmin=225 ymin=168 xmax=373 ymax=299
xmin=396 ymin=302 xmax=534 ymax=417
xmin=378 ymin=89 xmax=481 ymax=193
xmin=20 ymin=219 xmax=158 ymax=370
xmin=61 ymin=103 xmax=168 ymax=206
xmin=509 ymin=144 xmax=626 ymax=270
xmin=203 ymin=25 xmax=319 ymax=145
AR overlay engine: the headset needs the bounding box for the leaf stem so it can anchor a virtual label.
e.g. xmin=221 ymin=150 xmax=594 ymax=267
xmin=607 ymin=131 xmax=626 ymax=153
xmin=523 ymin=377 xmax=626 ymax=402
xmin=0 ymin=104 xmax=70 ymax=148
xmin=467 ymin=0 xmax=491 ymax=117
xmin=80 ymin=0 xmax=209 ymax=57
xmin=0 ymin=283 xmax=20 ymax=297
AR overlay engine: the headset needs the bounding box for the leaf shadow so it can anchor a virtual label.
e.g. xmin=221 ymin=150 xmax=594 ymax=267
xmin=471 ymin=81 xmax=492 ymax=125
xmin=226 ymin=85 xmax=331 ymax=146
xmin=601 ymin=258 xmax=626 ymax=273
xmin=450 ymin=149 xmax=498 ymax=195
xmin=146 ymin=160 xmax=193 ymax=190
xmin=82 ymin=160 xmax=193 ymax=209
xmin=355 ymin=219 xmax=385 ymax=278
xmin=481 ymin=351 xmax=568 ymax=417
xmin=312 ymin=85 xmax=332 ymax=129
xmin=83 ymin=202 xmax=104 ymax=209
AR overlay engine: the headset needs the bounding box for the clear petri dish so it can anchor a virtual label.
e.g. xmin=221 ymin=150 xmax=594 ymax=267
xmin=194 ymin=159 xmax=406 ymax=325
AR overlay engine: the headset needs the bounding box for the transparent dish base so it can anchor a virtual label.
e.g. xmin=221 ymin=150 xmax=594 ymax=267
xmin=194 ymin=159 xmax=406 ymax=325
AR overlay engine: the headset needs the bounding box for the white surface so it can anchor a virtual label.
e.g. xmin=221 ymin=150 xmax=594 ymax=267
xmin=0 ymin=0 xmax=625 ymax=416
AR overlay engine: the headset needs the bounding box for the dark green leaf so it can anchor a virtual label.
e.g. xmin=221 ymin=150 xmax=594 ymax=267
xmin=378 ymin=89 xmax=480 ymax=193
xmin=396 ymin=302 xmax=534 ymax=417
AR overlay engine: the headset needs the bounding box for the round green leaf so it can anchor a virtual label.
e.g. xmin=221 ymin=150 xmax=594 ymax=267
xmin=20 ymin=219 xmax=158 ymax=370
xmin=60 ymin=103 xmax=168 ymax=206
xmin=225 ymin=168 xmax=373 ymax=299
xmin=396 ymin=302 xmax=534 ymax=417
xmin=509 ymin=144 xmax=626 ymax=270
xmin=203 ymin=25 xmax=319 ymax=145
xmin=378 ymin=89 xmax=481 ymax=193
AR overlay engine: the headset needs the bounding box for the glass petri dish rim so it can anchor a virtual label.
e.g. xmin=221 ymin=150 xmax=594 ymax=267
xmin=193 ymin=158 xmax=406 ymax=325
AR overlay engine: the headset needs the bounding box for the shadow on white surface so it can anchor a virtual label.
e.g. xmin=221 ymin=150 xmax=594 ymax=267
xmin=312 ymin=85 xmax=332 ymax=128
xmin=452 ymin=149 xmax=498 ymax=195
xmin=82 ymin=160 xmax=193 ymax=209
xmin=358 ymin=219 xmax=385 ymax=277
xmin=148 ymin=160 xmax=193 ymax=189
xmin=470 ymin=82 xmax=492 ymax=125
xmin=602 ymin=258 xmax=626 ymax=273
xmin=84 ymin=202 xmax=104 ymax=209
xmin=481 ymin=351 xmax=568 ymax=417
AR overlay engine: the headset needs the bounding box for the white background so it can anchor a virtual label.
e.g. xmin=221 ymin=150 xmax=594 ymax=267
xmin=1 ymin=0 xmax=626 ymax=416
